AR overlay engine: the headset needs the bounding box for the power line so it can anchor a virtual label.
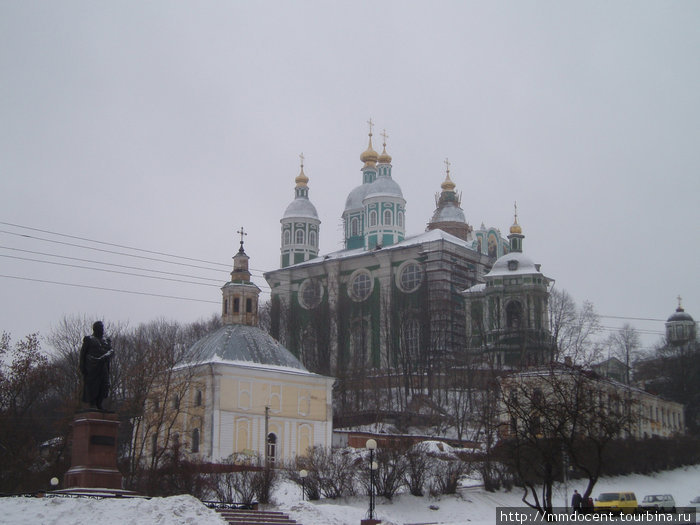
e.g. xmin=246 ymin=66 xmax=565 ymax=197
xmin=0 ymin=221 xmax=271 ymax=276
xmin=0 ymin=274 xmax=220 ymax=304
xmin=0 ymin=220 xmax=230 ymax=267
xmin=0 ymin=229 xmax=231 ymax=273
xmin=0 ymin=245 xmax=223 ymax=283
xmin=599 ymin=315 xmax=667 ymax=323
xmin=0 ymin=253 xmax=223 ymax=288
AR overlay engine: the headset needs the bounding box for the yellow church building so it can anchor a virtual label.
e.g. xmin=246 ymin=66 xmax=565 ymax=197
xmin=136 ymin=234 xmax=333 ymax=465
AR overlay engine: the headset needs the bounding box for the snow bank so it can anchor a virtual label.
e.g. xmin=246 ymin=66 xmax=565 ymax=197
xmin=2 ymin=465 xmax=699 ymax=525
xmin=0 ymin=494 xmax=225 ymax=525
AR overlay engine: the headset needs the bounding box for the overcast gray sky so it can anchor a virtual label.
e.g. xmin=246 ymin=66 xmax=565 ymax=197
xmin=1 ymin=1 xmax=698 ymax=353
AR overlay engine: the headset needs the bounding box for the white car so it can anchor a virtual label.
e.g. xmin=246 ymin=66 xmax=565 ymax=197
xmin=641 ymin=494 xmax=676 ymax=513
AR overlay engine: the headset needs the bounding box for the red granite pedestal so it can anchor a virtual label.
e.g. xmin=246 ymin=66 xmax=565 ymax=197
xmin=64 ymin=410 xmax=123 ymax=490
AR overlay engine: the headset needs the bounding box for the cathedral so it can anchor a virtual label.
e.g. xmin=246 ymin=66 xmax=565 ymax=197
xmin=264 ymin=125 xmax=554 ymax=382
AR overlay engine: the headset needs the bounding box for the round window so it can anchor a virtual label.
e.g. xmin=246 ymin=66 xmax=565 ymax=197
xmin=349 ymin=270 xmax=373 ymax=302
xmin=398 ymin=261 xmax=423 ymax=293
xmin=299 ymin=279 xmax=323 ymax=309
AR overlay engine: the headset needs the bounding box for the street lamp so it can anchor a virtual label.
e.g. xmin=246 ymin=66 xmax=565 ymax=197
xmin=299 ymin=469 xmax=308 ymax=501
xmin=50 ymin=477 xmax=59 ymax=490
xmin=366 ymin=438 xmax=377 ymax=521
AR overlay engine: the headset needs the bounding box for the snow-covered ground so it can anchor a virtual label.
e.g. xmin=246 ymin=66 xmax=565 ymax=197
xmin=2 ymin=465 xmax=699 ymax=525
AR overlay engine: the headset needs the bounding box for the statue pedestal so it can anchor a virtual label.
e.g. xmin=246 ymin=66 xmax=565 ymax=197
xmin=64 ymin=410 xmax=123 ymax=490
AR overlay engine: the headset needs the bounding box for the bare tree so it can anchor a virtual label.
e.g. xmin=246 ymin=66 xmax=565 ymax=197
xmin=606 ymin=323 xmax=640 ymax=384
xmin=549 ymin=289 xmax=601 ymax=363
xmin=499 ymin=365 xmax=638 ymax=514
xmin=0 ymin=332 xmax=54 ymax=492
xmin=123 ymin=318 xmax=206 ymax=494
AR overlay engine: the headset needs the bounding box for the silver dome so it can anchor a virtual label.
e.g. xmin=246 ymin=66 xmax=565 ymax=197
xmin=364 ymin=176 xmax=403 ymax=200
xmin=283 ymin=197 xmax=319 ymax=220
xmin=188 ymin=324 xmax=307 ymax=370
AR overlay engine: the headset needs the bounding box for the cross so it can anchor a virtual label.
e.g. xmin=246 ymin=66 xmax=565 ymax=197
xmin=367 ymin=117 xmax=374 ymax=136
xmin=299 ymin=152 xmax=304 ymax=168
xmin=381 ymin=129 xmax=389 ymax=146
xmin=677 ymin=295 xmax=683 ymax=309
xmin=237 ymin=227 xmax=247 ymax=246
xmin=514 ymin=201 xmax=518 ymax=222
xmin=444 ymin=157 xmax=451 ymax=175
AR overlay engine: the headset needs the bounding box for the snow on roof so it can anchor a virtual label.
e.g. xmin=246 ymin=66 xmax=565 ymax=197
xmin=187 ymin=324 xmax=309 ymax=372
xmin=278 ymin=228 xmax=479 ymax=271
xmin=283 ymin=197 xmax=319 ymax=220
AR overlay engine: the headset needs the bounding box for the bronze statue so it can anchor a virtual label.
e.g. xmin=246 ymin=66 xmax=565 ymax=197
xmin=79 ymin=321 xmax=113 ymax=410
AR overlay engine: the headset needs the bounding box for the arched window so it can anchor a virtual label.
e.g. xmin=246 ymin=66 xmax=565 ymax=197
xmin=350 ymin=318 xmax=370 ymax=365
xmin=506 ymin=301 xmax=523 ymax=330
xmin=351 ymin=217 xmax=359 ymax=236
xmin=191 ymin=428 xmax=200 ymax=453
xmin=295 ymin=229 xmax=304 ymax=244
xmin=283 ymin=230 xmax=291 ymax=245
xmin=398 ymin=212 xmax=403 ymax=227
xmin=369 ymin=210 xmax=377 ymax=226
xmin=401 ymin=318 xmax=420 ymax=361
xmin=383 ymin=210 xmax=392 ymax=225
xmin=309 ymin=230 xmax=316 ymax=247
xmin=266 ymin=433 xmax=277 ymax=464
xmin=195 ymin=390 xmax=202 ymax=407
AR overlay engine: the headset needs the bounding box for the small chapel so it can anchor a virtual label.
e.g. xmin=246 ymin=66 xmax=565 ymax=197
xmin=137 ymin=234 xmax=333 ymax=464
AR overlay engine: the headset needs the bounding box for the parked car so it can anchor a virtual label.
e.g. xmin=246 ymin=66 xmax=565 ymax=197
xmin=689 ymin=496 xmax=700 ymax=512
xmin=641 ymin=494 xmax=676 ymax=513
xmin=594 ymin=492 xmax=638 ymax=515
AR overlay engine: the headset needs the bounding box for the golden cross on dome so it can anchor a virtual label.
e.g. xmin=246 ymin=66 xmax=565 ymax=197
xmin=444 ymin=157 xmax=451 ymax=175
xmin=514 ymin=201 xmax=518 ymax=221
xmin=677 ymin=295 xmax=683 ymax=309
xmin=381 ymin=129 xmax=389 ymax=146
xmin=367 ymin=117 xmax=374 ymax=136
xmin=299 ymin=152 xmax=304 ymax=168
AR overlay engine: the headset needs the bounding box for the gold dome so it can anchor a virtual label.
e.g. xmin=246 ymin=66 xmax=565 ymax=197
xmin=510 ymin=202 xmax=522 ymax=234
xmin=378 ymin=144 xmax=392 ymax=164
xmin=378 ymin=129 xmax=392 ymax=164
xmin=441 ymin=173 xmax=456 ymax=192
xmin=360 ymin=133 xmax=378 ymax=167
xmin=295 ymin=167 xmax=308 ymax=187
xmin=295 ymin=154 xmax=308 ymax=187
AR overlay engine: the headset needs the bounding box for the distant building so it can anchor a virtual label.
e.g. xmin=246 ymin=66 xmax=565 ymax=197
xmin=499 ymin=365 xmax=685 ymax=441
xmin=591 ymin=357 xmax=629 ymax=384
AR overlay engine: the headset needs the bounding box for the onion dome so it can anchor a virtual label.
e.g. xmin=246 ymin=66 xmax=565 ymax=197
xmin=441 ymin=173 xmax=456 ymax=192
xmin=378 ymin=130 xmax=392 ymax=164
xmin=295 ymin=163 xmax=309 ymax=187
xmin=510 ymin=202 xmax=522 ymax=234
xmin=283 ymin=155 xmax=318 ymax=220
xmin=360 ymin=133 xmax=378 ymax=168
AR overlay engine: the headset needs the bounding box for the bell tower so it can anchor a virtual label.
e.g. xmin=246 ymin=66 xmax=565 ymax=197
xmin=222 ymin=227 xmax=261 ymax=326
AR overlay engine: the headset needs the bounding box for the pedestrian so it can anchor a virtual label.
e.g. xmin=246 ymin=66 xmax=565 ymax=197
xmin=572 ymin=490 xmax=583 ymax=512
